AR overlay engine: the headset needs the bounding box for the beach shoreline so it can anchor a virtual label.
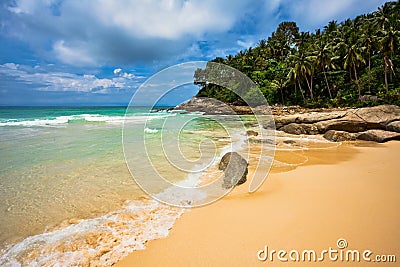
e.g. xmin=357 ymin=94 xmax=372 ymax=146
xmin=116 ymin=140 xmax=400 ymax=266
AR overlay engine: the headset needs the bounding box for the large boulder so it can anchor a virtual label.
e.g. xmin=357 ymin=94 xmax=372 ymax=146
xmin=315 ymin=105 xmax=400 ymax=133
xmin=280 ymin=123 xmax=319 ymax=135
xmin=246 ymin=130 xmax=258 ymax=136
xmin=274 ymin=111 xmax=347 ymax=128
xmin=279 ymin=123 xmax=307 ymax=135
xmin=356 ymin=130 xmax=400 ymax=143
xmin=275 ymin=105 xmax=400 ymax=134
xmin=315 ymin=119 xmax=372 ymax=133
xmin=323 ymin=130 xmax=357 ymax=142
xmin=354 ymin=105 xmax=400 ymax=124
xmin=387 ymin=121 xmax=400 ymax=133
xmin=219 ymin=152 xmax=248 ymax=189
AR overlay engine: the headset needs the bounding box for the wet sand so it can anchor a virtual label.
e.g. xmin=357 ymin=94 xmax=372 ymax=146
xmin=116 ymin=141 xmax=400 ymax=266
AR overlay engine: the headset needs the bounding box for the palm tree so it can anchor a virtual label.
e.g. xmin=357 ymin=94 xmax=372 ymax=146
xmin=343 ymin=44 xmax=365 ymax=99
xmin=378 ymin=25 xmax=399 ymax=93
xmin=373 ymin=2 xmax=393 ymax=31
xmin=324 ymin=20 xmax=339 ymax=35
xmin=287 ymin=65 xmax=306 ymax=103
xmin=360 ymin=21 xmax=376 ymax=91
xmin=289 ymin=51 xmax=315 ymax=100
xmin=312 ymin=41 xmax=336 ymax=99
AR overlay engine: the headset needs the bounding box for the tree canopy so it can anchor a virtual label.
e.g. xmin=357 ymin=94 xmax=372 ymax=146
xmin=195 ymin=1 xmax=400 ymax=107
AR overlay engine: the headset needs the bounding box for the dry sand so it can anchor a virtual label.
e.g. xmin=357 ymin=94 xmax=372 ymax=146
xmin=116 ymin=141 xmax=400 ymax=266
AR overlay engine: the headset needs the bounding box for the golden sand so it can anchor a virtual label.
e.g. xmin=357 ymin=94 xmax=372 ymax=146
xmin=117 ymin=141 xmax=400 ymax=266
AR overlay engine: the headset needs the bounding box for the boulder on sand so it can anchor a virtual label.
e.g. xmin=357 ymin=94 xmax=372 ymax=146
xmin=323 ymin=130 xmax=357 ymax=142
xmin=387 ymin=121 xmax=400 ymax=133
xmin=356 ymin=130 xmax=400 ymax=143
xmin=280 ymin=123 xmax=319 ymax=135
xmin=219 ymin=152 xmax=248 ymax=189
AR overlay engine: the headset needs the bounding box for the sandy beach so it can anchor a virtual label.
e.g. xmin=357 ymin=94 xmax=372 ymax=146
xmin=117 ymin=140 xmax=400 ymax=266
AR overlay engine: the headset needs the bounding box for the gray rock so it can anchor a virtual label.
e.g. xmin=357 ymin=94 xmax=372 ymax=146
xmin=387 ymin=121 xmax=400 ymax=133
xmin=280 ymin=123 xmax=307 ymax=135
xmin=302 ymin=124 xmax=320 ymax=135
xmin=246 ymin=130 xmax=258 ymax=136
xmin=323 ymin=130 xmax=357 ymax=142
xmin=276 ymin=105 xmax=400 ymax=133
xmin=315 ymin=119 xmax=371 ymax=133
xmin=175 ymin=97 xmax=235 ymax=115
xmin=353 ymin=105 xmax=400 ymax=125
xmin=283 ymin=140 xmax=296 ymax=144
xmin=315 ymin=105 xmax=400 ymax=133
xmin=219 ymin=152 xmax=248 ymax=189
xmin=280 ymin=123 xmax=319 ymax=135
xmin=356 ymin=130 xmax=400 ymax=143
xmin=359 ymin=95 xmax=378 ymax=102
xmin=274 ymin=111 xmax=347 ymax=128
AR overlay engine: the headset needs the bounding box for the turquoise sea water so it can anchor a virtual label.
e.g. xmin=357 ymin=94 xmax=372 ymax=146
xmin=0 ymin=106 xmax=236 ymax=265
xmin=0 ymin=106 xmax=340 ymax=265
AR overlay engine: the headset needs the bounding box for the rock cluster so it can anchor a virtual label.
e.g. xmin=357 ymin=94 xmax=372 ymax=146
xmin=275 ymin=105 xmax=400 ymax=143
xmin=175 ymin=98 xmax=400 ymax=143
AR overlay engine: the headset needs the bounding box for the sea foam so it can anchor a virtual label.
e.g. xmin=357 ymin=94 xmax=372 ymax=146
xmin=0 ymin=199 xmax=184 ymax=266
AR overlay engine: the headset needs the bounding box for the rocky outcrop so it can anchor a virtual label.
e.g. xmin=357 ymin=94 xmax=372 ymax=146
xmin=280 ymin=123 xmax=319 ymax=135
xmin=274 ymin=111 xmax=347 ymax=128
xmin=175 ymin=97 xmax=348 ymax=116
xmin=387 ymin=121 xmax=400 ymax=133
xmin=356 ymin=130 xmax=400 ymax=143
xmin=175 ymin=99 xmax=400 ymax=143
xmin=219 ymin=152 xmax=248 ymax=189
xmin=175 ymin=97 xmax=236 ymax=115
xmin=246 ymin=130 xmax=258 ymax=136
xmin=323 ymin=130 xmax=357 ymax=142
xmin=275 ymin=105 xmax=400 ymax=143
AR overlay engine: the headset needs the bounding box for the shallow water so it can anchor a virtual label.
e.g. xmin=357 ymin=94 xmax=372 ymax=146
xmin=0 ymin=107 xmax=344 ymax=266
xmin=0 ymin=107 xmax=239 ymax=265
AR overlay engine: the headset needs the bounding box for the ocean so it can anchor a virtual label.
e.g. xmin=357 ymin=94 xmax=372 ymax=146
xmin=0 ymin=106 xmax=340 ymax=266
xmin=0 ymin=106 xmax=244 ymax=266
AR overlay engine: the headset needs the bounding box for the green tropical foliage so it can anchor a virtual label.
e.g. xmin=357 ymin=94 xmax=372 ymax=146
xmin=195 ymin=1 xmax=400 ymax=107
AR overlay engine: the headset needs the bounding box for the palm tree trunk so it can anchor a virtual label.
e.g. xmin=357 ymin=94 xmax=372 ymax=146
xmin=349 ymin=67 xmax=353 ymax=81
xmin=323 ymin=67 xmax=332 ymax=99
xmin=384 ymin=60 xmax=389 ymax=94
xmin=304 ymin=74 xmax=314 ymax=100
xmin=368 ymin=54 xmax=371 ymax=92
xmin=298 ymin=80 xmax=306 ymax=103
xmin=353 ymin=64 xmax=361 ymax=99
xmin=280 ymin=87 xmax=285 ymax=104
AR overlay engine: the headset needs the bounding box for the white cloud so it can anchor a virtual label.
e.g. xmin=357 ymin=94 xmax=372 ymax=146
xmin=113 ymin=68 xmax=122 ymax=75
xmin=91 ymin=0 xmax=239 ymax=39
xmin=113 ymin=68 xmax=135 ymax=79
xmin=3 ymin=0 xmax=388 ymax=67
xmin=53 ymin=40 xmax=96 ymax=67
xmin=122 ymin=72 xmax=135 ymax=79
xmin=0 ymin=63 xmax=137 ymax=93
xmin=4 ymin=0 xmax=253 ymax=66
xmin=3 ymin=63 xmax=19 ymax=70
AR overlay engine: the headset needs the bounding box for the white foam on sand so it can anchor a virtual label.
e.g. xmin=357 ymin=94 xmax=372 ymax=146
xmin=0 ymin=199 xmax=184 ymax=267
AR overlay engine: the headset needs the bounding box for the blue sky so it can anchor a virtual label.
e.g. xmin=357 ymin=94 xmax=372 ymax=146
xmin=0 ymin=0 xmax=388 ymax=106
